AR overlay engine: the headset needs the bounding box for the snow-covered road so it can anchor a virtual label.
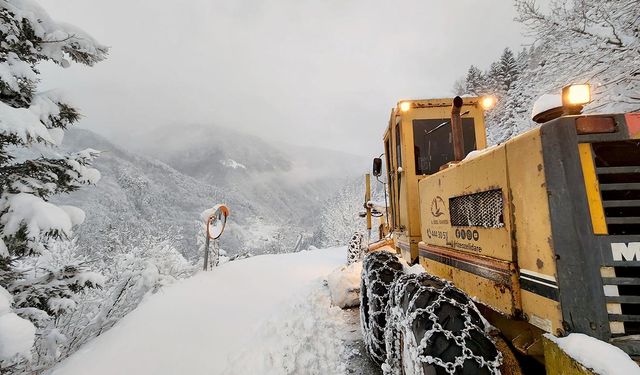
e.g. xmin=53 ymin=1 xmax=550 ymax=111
xmin=50 ymin=247 xmax=364 ymax=375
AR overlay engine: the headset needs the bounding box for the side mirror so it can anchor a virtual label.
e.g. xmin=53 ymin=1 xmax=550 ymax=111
xmin=372 ymin=158 xmax=382 ymax=177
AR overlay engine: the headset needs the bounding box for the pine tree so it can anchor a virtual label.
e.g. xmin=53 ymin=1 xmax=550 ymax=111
xmin=0 ymin=0 xmax=108 ymax=366
xmin=485 ymin=61 xmax=502 ymax=96
xmin=498 ymin=48 xmax=519 ymax=93
xmin=464 ymin=65 xmax=484 ymax=96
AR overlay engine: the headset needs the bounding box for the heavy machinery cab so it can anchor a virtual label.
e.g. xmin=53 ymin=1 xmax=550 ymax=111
xmin=384 ymin=97 xmax=489 ymax=262
xmin=378 ymin=88 xmax=640 ymax=361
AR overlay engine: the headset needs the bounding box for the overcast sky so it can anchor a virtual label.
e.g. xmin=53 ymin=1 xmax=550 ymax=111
xmin=38 ymin=0 xmax=528 ymax=156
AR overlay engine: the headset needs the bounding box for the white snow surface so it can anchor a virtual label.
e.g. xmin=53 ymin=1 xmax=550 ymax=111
xmin=0 ymin=239 xmax=7 ymax=257
xmin=0 ymin=100 xmax=55 ymax=145
xmin=0 ymin=286 xmax=36 ymax=362
xmin=59 ymin=205 xmax=85 ymax=226
xmin=51 ymin=247 xmax=349 ymax=375
xmin=327 ymin=261 xmax=362 ymax=308
xmin=0 ymin=312 xmax=36 ymax=362
xmin=531 ymin=94 xmax=562 ymax=120
xmin=1 ymin=193 xmax=73 ymax=238
xmin=220 ymin=158 xmax=247 ymax=169
xmin=545 ymin=333 xmax=640 ymax=375
xmin=463 ymin=145 xmax=498 ymax=161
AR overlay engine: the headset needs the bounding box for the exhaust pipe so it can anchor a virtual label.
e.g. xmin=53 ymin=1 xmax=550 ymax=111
xmin=451 ymin=96 xmax=464 ymax=161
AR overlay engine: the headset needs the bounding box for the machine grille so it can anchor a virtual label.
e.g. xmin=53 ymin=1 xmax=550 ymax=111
xmin=592 ymin=141 xmax=640 ymax=335
xmin=449 ymin=189 xmax=504 ymax=228
xmin=592 ymin=141 xmax=640 ymax=235
xmin=606 ymin=266 xmax=640 ymax=336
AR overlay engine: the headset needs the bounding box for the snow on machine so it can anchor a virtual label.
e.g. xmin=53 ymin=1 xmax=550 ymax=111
xmin=357 ymin=84 xmax=640 ymax=374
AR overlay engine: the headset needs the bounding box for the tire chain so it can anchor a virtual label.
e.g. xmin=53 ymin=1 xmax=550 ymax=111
xmin=347 ymin=232 xmax=367 ymax=264
xmin=384 ymin=273 xmax=503 ymax=375
xmin=360 ymin=251 xmax=404 ymax=365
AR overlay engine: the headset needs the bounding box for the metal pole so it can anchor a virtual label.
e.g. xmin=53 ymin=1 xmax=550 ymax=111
xmin=212 ymin=239 xmax=219 ymax=267
xmin=203 ymin=234 xmax=210 ymax=271
xmin=451 ymin=96 xmax=465 ymax=161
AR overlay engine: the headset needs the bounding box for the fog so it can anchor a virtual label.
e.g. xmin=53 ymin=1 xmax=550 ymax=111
xmin=38 ymin=0 xmax=526 ymax=156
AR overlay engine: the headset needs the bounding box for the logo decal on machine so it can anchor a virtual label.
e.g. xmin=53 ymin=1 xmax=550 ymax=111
xmin=431 ymin=196 xmax=446 ymax=217
xmin=611 ymin=242 xmax=640 ymax=261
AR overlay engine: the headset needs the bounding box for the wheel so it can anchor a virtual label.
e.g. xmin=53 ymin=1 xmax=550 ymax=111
xmin=347 ymin=232 xmax=367 ymax=264
xmin=360 ymin=251 xmax=405 ymax=365
xmin=385 ymin=273 xmax=503 ymax=375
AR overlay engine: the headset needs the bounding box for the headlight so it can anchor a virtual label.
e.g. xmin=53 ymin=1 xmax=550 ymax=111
xmin=399 ymin=101 xmax=411 ymax=112
xmin=562 ymin=84 xmax=591 ymax=107
xmin=480 ymin=96 xmax=497 ymax=111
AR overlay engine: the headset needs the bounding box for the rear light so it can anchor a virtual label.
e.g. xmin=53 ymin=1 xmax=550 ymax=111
xmin=626 ymin=113 xmax=640 ymax=138
xmin=576 ymin=116 xmax=616 ymax=134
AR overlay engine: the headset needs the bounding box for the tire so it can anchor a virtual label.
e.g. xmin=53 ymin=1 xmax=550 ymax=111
xmin=385 ymin=273 xmax=502 ymax=375
xmin=360 ymin=251 xmax=405 ymax=365
xmin=347 ymin=232 xmax=367 ymax=264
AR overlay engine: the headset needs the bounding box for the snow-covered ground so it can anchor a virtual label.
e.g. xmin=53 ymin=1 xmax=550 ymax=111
xmin=49 ymin=247 xmax=376 ymax=375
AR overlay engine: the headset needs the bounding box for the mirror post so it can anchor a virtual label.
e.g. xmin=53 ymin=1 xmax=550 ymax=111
xmin=365 ymin=173 xmax=372 ymax=242
xmin=203 ymin=234 xmax=210 ymax=271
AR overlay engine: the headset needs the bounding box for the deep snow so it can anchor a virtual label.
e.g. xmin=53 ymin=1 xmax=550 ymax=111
xmin=546 ymin=333 xmax=640 ymax=375
xmin=49 ymin=247 xmax=356 ymax=375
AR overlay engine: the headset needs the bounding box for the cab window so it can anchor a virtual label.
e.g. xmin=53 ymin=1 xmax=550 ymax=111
xmin=395 ymin=123 xmax=402 ymax=168
xmin=413 ymin=118 xmax=476 ymax=175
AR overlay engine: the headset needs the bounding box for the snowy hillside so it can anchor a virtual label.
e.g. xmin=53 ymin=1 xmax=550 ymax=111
xmin=53 ymin=129 xmax=299 ymax=259
xmin=55 ymin=128 xmax=369 ymax=259
xmin=49 ymin=247 xmax=378 ymax=375
xmin=122 ymin=123 xmax=370 ymax=231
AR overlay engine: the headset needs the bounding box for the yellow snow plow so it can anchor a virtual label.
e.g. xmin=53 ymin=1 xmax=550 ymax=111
xmin=358 ymin=84 xmax=640 ymax=374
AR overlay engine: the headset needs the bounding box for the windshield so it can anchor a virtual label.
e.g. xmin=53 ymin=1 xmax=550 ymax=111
xmin=413 ymin=118 xmax=477 ymax=175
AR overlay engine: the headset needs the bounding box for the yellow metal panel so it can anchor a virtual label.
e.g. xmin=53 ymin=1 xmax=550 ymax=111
xmin=418 ymin=144 xmax=513 ymax=261
xmin=542 ymin=336 xmax=598 ymax=375
xmin=578 ymin=143 xmax=608 ymax=234
xmin=506 ymin=130 xmax=558 ymax=279
xmin=419 ymin=251 xmax=518 ymax=315
xmin=506 ymin=129 xmax=564 ymax=333
xmin=520 ymin=290 xmax=564 ymax=334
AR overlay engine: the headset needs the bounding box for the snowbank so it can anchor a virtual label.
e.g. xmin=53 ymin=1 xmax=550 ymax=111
xmin=226 ymin=280 xmax=346 ymax=374
xmin=51 ymin=247 xmax=347 ymax=375
xmin=545 ymin=333 xmax=640 ymax=375
xmin=0 ymin=286 xmax=35 ymax=363
xmin=327 ymin=261 xmax=362 ymax=308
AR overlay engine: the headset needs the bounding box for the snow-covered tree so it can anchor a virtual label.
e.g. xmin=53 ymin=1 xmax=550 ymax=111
xmin=497 ymin=48 xmax=519 ymax=93
xmin=313 ymin=176 xmax=386 ymax=248
xmin=454 ymin=0 xmax=640 ymax=144
xmin=464 ymin=65 xmax=484 ymax=96
xmin=488 ymin=60 xmax=504 ymax=97
xmin=0 ymin=0 xmax=107 ymax=367
xmin=515 ymin=0 xmax=640 ymax=112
